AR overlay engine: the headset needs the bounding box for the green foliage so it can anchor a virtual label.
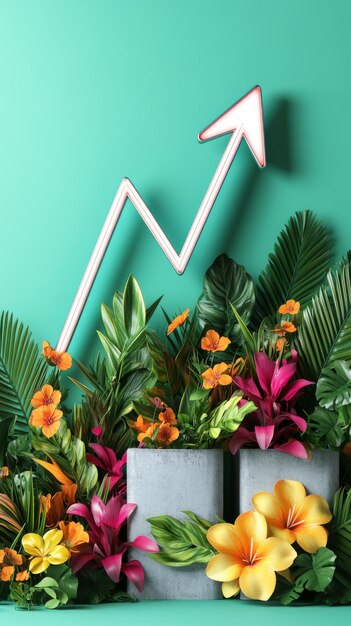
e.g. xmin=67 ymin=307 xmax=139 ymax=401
xmin=306 ymin=405 xmax=350 ymax=448
xmin=196 ymin=254 xmax=255 ymax=357
xmin=255 ymin=210 xmax=332 ymax=323
xmin=10 ymin=566 xmax=77 ymax=609
xmin=0 ymin=312 xmax=49 ymax=435
xmin=327 ymin=488 xmax=351 ymax=602
xmin=0 ymin=416 xmax=14 ymax=465
xmin=72 ymin=276 xmax=158 ymax=452
xmin=296 ymin=259 xmax=351 ymax=381
xmin=148 ymin=511 xmax=216 ymax=567
xmin=317 ymin=361 xmax=351 ymax=409
xmin=31 ymin=419 xmax=98 ymax=495
xmin=279 ymin=548 xmax=336 ymax=605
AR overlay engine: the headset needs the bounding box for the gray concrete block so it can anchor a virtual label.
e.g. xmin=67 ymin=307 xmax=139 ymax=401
xmin=237 ymin=449 xmax=339 ymax=513
xmin=127 ymin=448 xmax=223 ymax=600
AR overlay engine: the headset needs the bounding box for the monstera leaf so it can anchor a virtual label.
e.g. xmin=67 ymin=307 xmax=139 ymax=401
xmin=296 ymin=259 xmax=351 ymax=381
xmin=255 ymin=211 xmax=332 ymax=322
xmin=317 ymin=361 xmax=351 ymax=409
xmin=280 ymin=548 xmax=336 ymax=605
xmin=196 ymin=254 xmax=255 ymax=349
xmin=0 ymin=312 xmax=49 ymax=435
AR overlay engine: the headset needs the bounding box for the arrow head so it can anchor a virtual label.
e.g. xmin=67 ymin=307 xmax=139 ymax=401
xmin=198 ymin=86 xmax=266 ymax=168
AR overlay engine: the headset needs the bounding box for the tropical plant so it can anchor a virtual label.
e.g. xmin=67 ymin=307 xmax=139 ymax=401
xmin=67 ymin=493 xmax=159 ymax=590
xmin=229 ymin=350 xmax=313 ymax=457
xmin=0 ymin=313 xmax=49 ymax=435
xmin=254 ymin=210 xmax=333 ymax=323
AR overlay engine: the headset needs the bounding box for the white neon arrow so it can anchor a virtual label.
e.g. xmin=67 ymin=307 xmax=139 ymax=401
xmin=57 ymin=86 xmax=265 ymax=352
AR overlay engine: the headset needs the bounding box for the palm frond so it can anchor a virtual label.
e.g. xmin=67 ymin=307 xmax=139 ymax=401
xmin=255 ymin=210 xmax=333 ymax=322
xmin=296 ymin=259 xmax=351 ymax=381
xmin=0 ymin=312 xmax=49 ymax=435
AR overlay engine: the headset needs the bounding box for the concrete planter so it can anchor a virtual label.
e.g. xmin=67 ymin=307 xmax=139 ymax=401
xmin=237 ymin=449 xmax=339 ymax=513
xmin=127 ymin=448 xmax=223 ymax=600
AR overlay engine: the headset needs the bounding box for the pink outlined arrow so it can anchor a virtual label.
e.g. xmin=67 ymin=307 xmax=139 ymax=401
xmin=56 ymin=86 xmax=266 ymax=351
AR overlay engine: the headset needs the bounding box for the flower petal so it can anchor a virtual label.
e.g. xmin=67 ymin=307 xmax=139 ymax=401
xmin=207 ymin=523 xmax=242 ymax=556
xmin=234 ymin=512 xmax=267 ymax=548
xmin=128 ymin=535 xmax=159 ymax=553
xmin=299 ymin=494 xmax=332 ymax=525
xmin=258 ymin=537 xmax=297 ymax=571
xmin=222 ymin=579 xmax=240 ymax=598
xmin=273 ymin=480 xmax=306 ymax=517
xmin=102 ymin=552 xmax=123 ymax=583
xmin=270 ymin=361 xmax=296 ymax=400
xmin=274 ymin=440 xmax=308 ymax=459
xmin=252 ymin=493 xmax=285 ymax=529
xmin=283 ymin=379 xmax=314 ymax=402
xmin=254 ymin=352 xmax=275 ymax=395
xmin=47 ymin=545 xmax=70 ymax=565
xmin=43 ymin=529 xmax=63 ymax=553
xmin=255 ymin=425 xmax=275 ymax=450
xmin=22 ymin=533 xmax=44 ymax=556
xmin=122 ymin=559 xmax=145 ymax=592
xmin=239 ymin=563 xmax=276 ymax=601
xmin=206 ymin=553 xmax=242 ymax=582
xmin=294 ymin=524 xmax=328 ymax=554
xmin=29 ymin=557 xmax=50 ymax=574
xmin=229 ymin=426 xmax=256 ymax=455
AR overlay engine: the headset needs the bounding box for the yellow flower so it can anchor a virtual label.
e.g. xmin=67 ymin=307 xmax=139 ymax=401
xmin=201 ymin=363 xmax=233 ymax=389
xmin=252 ymin=480 xmax=332 ymax=554
xmin=279 ymin=300 xmax=300 ymax=315
xmin=22 ymin=529 xmax=70 ymax=574
xmin=206 ymin=511 xmax=296 ymax=601
xmin=201 ymin=330 xmax=231 ymax=353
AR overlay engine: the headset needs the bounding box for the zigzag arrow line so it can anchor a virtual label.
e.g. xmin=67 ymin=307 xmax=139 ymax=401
xmin=57 ymin=86 xmax=266 ymax=351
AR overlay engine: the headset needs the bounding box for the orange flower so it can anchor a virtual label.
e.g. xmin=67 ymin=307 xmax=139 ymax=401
xmin=42 ymin=484 xmax=77 ymax=527
xmin=0 ymin=466 xmax=9 ymax=479
xmin=58 ymin=521 xmax=89 ymax=554
xmin=0 ymin=547 xmax=23 ymax=582
xmin=30 ymin=404 xmax=63 ymax=438
xmin=272 ymin=321 xmax=297 ymax=337
xmin=31 ymin=384 xmax=62 ymax=409
xmin=159 ymin=407 xmax=177 ymax=425
xmin=279 ymin=300 xmax=300 ymax=315
xmin=16 ymin=570 xmax=29 ymax=581
xmin=42 ymin=341 xmax=72 ymax=371
xmin=202 ymin=363 xmax=233 ymax=389
xmin=0 ymin=565 xmax=14 ymax=581
xmin=201 ymin=330 xmax=231 ymax=353
xmin=167 ymin=308 xmax=190 ymax=336
xmin=137 ymin=423 xmax=158 ymax=443
xmin=34 ymin=456 xmax=73 ymax=485
xmin=134 ymin=415 xmax=151 ymax=433
xmin=275 ymin=338 xmax=287 ymax=352
xmin=156 ymin=423 xmax=179 ymax=446
xmin=226 ymin=358 xmax=245 ymax=380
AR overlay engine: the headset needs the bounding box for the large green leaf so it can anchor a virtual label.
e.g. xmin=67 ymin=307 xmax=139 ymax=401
xmin=280 ymin=548 xmax=336 ymax=605
xmin=148 ymin=511 xmax=215 ymax=567
xmin=255 ymin=210 xmax=332 ymax=322
xmin=296 ymin=259 xmax=351 ymax=381
xmin=326 ymin=488 xmax=351 ymax=602
xmin=196 ymin=254 xmax=255 ymax=350
xmin=306 ymin=405 xmax=348 ymax=448
xmin=0 ymin=312 xmax=49 ymax=434
xmin=317 ymin=361 xmax=351 ymax=409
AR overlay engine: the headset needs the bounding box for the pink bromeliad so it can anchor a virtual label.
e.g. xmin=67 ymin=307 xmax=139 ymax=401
xmin=230 ymin=350 xmax=313 ymax=458
xmin=67 ymin=494 xmax=159 ymax=591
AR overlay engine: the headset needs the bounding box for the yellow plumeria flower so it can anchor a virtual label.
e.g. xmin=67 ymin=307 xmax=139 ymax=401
xmin=252 ymin=480 xmax=332 ymax=554
xmin=22 ymin=529 xmax=70 ymax=574
xmin=206 ymin=511 xmax=296 ymax=601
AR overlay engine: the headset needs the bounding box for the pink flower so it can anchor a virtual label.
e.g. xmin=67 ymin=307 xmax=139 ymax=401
xmin=87 ymin=443 xmax=126 ymax=493
xmin=230 ymin=350 xmax=313 ymax=458
xmin=67 ymin=494 xmax=159 ymax=591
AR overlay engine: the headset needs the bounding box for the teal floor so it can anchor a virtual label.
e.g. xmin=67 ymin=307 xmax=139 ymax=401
xmin=1 ymin=600 xmax=349 ymax=625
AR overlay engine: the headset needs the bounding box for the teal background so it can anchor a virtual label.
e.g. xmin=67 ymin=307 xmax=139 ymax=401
xmin=1 ymin=0 xmax=351 ymax=620
xmin=1 ymin=0 xmax=351 ymax=364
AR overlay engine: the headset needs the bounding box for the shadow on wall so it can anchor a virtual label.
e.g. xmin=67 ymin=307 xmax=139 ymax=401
xmin=75 ymin=96 xmax=297 ymax=367
xmin=206 ymin=96 xmax=298 ymax=266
